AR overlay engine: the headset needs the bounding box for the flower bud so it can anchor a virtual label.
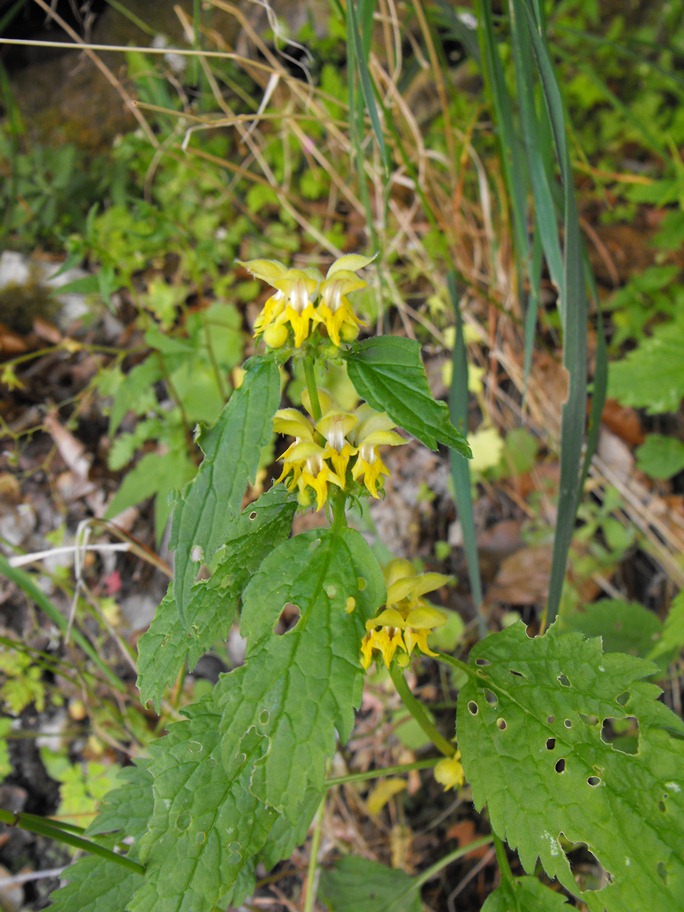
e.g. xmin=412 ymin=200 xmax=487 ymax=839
xmin=263 ymin=322 xmax=289 ymax=348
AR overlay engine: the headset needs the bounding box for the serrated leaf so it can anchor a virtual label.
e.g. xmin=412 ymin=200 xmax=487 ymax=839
xmin=318 ymin=855 xmax=421 ymax=912
xmin=137 ymin=486 xmax=297 ymax=711
xmin=170 ymin=356 xmax=280 ymax=624
xmin=128 ymin=695 xmax=267 ymax=912
xmin=608 ymin=314 xmax=684 ymax=414
xmin=482 ymin=875 xmax=572 ymax=911
xmin=48 ymin=853 xmax=140 ymax=912
xmin=345 ymin=336 xmax=471 ymax=456
xmin=232 ymin=527 xmax=385 ymax=818
xmin=458 ymin=621 xmax=684 ymax=911
xmin=93 ymin=764 xmax=153 ymax=837
xmin=130 ymin=528 xmax=385 ymax=912
xmin=48 ymin=763 xmax=151 ymax=912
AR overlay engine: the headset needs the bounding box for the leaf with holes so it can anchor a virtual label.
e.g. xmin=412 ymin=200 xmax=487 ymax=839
xmin=345 ymin=336 xmax=471 ymax=456
xmin=457 ymin=621 xmax=684 ymax=911
xmin=170 ymin=356 xmax=280 ymax=625
xmin=128 ymin=528 xmax=385 ymax=912
xmin=482 ymin=875 xmax=573 ymax=911
xmin=138 ymin=486 xmax=297 ymax=712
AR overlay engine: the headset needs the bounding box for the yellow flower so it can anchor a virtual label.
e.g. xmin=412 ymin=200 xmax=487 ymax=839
xmin=360 ymin=559 xmax=450 ymax=669
xmin=317 ymin=409 xmax=358 ymax=480
xmin=434 ymin=752 xmax=465 ymax=791
xmin=348 ymin=405 xmax=406 ymax=498
xmin=315 ymin=254 xmax=375 ymax=346
xmin=239 ymin=258 xmax=320 ymax=348
xmin=273 ymin=406 xmax=345 ymax=510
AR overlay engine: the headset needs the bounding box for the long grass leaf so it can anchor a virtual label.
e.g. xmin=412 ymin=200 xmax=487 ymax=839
xmin=345 ymin=0 xmax=389 ymax=178
xmin=518 ymin=1 xmax=588 ymax=626
xmin=447 ymin=272 xmax=486 ymax=639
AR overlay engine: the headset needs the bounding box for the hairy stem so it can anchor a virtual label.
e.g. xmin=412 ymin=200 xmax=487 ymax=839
xmin=303 ymin=353 xmax=322 ymax=421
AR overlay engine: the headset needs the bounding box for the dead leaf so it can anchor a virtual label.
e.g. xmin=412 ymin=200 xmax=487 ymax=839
xmin=487 ymin=544 xmax=552 ymax=606
xmin=601 ymin=398 xmax=644 ymax=446
xmin=445 ymin=820 xmax=490 ymax=859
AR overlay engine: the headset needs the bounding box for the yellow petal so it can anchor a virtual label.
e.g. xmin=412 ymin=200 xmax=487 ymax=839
xmin=273 ymin=409 xmax=315 ymax=439
xmin=327 ymin=252 xmax=377 ymax=276
xmin=238 ymin=258 xmax=288 ymax=283
xmin=370 ymin=607 xmax=406 ymax=629
xmin=404 ymin=605 xmax=448 ymax=630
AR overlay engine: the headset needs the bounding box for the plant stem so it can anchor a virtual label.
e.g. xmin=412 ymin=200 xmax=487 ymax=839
xmin=493 ymin=833 xmax=515 ymax=886
xmin=330 ymin=487 xmax=348 ymax=533
xmin=303 ymin=353 xmax=322 ymax=421
xmin=389 ymin=665 xmax=455 ymax=758
xmin=325 ymin=757 xmax=439 ymax=788
xmin=302 ymin=797 xmax=325 ymax=912
xmin=434 ymin=651 xmax=481 ymax=682
xmin=412 ymin=837 xmax=494 ymax=890
xmin=0 ymin=809 xmax=144 ymax=875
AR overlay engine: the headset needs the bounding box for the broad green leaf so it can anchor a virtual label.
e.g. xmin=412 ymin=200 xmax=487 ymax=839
xmin=234 ymin=527 xmax=385 ymax=818
xmin=130 ymin=528 xmax=385 ymax=912
xmin=482 ymin=875 xmax=572 ymax=911
xmin=137 ymin=485 xmax=297 ymax=712
xmin=458 ymin=622 xmax=684 ymax=911
xmin=562 ymin=599 xmax=662 ymax=660
xmin=608 ymin=314 xmax=684 ymax=414
xmin=345 ymin=336 xmax=471 ymax=456
xmin=319 ymin=855 xmax=421 ymax=912
xmin=48 ymin=763 xmax=151 ymax=912
xmin=170 ymin=356 xmax=280 ymax=624
xmin=636 ymin=434 xmax=684 ymax=480
xmin=128 ymin=695 xmax=267 ymax=912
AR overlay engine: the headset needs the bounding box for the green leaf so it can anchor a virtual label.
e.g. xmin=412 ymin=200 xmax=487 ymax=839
xmin=105 ymin=449 xmax=195 ymax=545
xmin=648 ymin=591 xmax=684 ymax=668
xmin=458 ymin=622 xmax=684 ymax=911
xmin=170 ymin=356 xmax=280 ymax=625
xmin=48 ymin=853 xmax=140 ymax=912
xmin=608 ymin=314 xmax=684 ymax=414
xmin=482 ymin=875 xmax=572 ymax=911
xmin=130 ymin=528 xmax=385 ymax=912
xmin=345 ymin=336 xmax=471 ymax=456
xmin=137 ymin=486 xmax=297 ymax=712
xmin=109 ymin=356 xmax=161 ymax=436
xmin=319 ymin=855 xmax=421 ymax=912
xmin=48 ymin=763 xmax=151 ymax=912
xmin=636 ymin=434 xmax=684 ymax=480
xmin=562 ymin=599 xmax=662 ymax=660
xmin=85 ymin=763 xmax=154 ymax=840
xmin=0 ymin=717 xmax=12 ymax=781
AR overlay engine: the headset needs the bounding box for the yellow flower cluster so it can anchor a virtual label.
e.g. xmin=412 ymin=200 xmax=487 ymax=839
xmin=361 ymin=559 xmax=449 ymax=669
xmin=273 ymin=390 xmax=406 ymax=510
xmin=238 ymin=254 xmax=375 ymax=348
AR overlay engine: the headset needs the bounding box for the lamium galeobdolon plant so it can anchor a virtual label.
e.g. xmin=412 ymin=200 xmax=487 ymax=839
xmin=47 ymin=255 xmax=684 ymax=912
